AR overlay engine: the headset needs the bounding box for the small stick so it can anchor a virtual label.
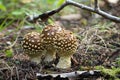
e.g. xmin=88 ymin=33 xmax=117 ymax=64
xmin=94 ymin=0 xmax=99 ymax=11
xmin=36 ymin=70 xmax=102 ymax=79
xmin=28 ymin=0 xmax=120 ymax=23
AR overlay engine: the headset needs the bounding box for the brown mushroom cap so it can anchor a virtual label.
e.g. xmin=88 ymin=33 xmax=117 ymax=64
xmin=22 ymin=32 xmax=44 ymax=63
xmin=41 ymin=24 xmax=62 ymax=48
xmin=55 ymin=30 xmax=78 ymax=69
xmin=40 ymin=24 xmax=63 ymax=62
xmin=56 ymin=30 xmax=78 ymax=55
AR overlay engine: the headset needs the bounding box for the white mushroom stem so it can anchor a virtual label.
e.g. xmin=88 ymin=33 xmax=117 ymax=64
xmin=56 ymin=55 xmax=71 ymax=69
xmin=25 ymin=51 xmax=45 ymax=64
xmin=27 ymin=51 xmax=44 ymax=64
xmin=44 ymin=49 xmax=56 ymax=62
xmin=30 ymin=55 xmax=42 ymax=64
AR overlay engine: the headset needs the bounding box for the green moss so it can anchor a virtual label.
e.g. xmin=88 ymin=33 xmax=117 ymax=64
xmin=5 ymin=49 xmax=13 ymax=57
xmin=95 ymin=66 xmax=120 ymax=79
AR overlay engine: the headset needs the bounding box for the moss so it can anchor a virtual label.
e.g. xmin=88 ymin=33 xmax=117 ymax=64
xmin=95 ymin=66 xmax=120 ymax=79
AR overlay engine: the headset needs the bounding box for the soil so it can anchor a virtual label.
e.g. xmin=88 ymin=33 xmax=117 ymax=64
xmin=0 ymin=19 xmax=119 ymax=80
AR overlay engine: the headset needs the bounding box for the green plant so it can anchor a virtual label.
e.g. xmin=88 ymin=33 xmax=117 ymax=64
xmin=116 ymin=57 xmax=120 ymax=67
xmin=95 ymin=66 xmax=120 ymax=79
xmin=0 ymin=0 xmax=6 ymax=11
xmin=5 ymin=49 xmax=13 ymax=57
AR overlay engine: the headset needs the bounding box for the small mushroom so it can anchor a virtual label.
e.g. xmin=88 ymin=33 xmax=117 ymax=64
xmin=40 ymin=24 xmax=62 ymax=62
xmin=22 ymin=32 xmax=44 ymax=63
xmin=56 ymin=30 xmax=78 ymax=69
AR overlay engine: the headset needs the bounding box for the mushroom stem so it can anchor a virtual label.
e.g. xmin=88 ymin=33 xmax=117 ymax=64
xmin=24 ymin=51 xmax=43 ymax=64
xmin=30 ymin=55 xmax=42 ymax=64
xmin=56 ymin=55 xmax=71 ymax=69
xmin=44 ymin=49 xmax=56 ymax=62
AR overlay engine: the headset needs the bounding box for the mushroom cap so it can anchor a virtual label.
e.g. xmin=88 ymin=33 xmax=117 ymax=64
xmin=55 ymin=30 xmax=78 ymax=56
xmin=40 ymin=24 xmax=63 ymax=50
xmin=40 ymin=24 xmax=63 ymax=62
xmin=22 ymin=32 xmax=44 ymax=57
xmin=41 ymin=24 xmax=78 ymax=55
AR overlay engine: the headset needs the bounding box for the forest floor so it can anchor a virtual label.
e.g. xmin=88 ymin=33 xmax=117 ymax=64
xmin=0 ymin=1 xmax=120 ymax=80
xmin=0 ymin=17 xmax=120 ymax=80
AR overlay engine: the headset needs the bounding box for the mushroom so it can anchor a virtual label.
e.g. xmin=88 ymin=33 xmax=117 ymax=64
xmin=21 ymin=24 xmax=78 ymax=68
xmin=55 ymin=30 xmax=78 ymax=69
xmin=40 ymin=24 xmax=62 ymax=62
xmin=22 ymin=32 xmax=44 ymax=63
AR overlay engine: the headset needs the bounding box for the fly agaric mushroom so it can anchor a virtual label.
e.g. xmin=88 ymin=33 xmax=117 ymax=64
xmin=40 ymin=24 xmax=62 ymax=62
xmin=22 ymin=32 xmax=44 ymax=63
xmin=55 ymin=30 xmax=78 ymax=69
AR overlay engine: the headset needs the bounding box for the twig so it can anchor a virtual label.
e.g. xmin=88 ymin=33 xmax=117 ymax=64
xmin=5 ymin=30 xmax=21 ymax=50
xmin=2 ymin=60 xmax=14 ymax=80
xmin=36 ymin=70 xmax=102 ymax=79
xmin=105 ymin=48 xmax=120 ymax=62
xmin=94 ymin=0 xmax=99 ymax=11
xmin=28 ymin=0 xmax=120 ymax=23
xmin=5 ymin=19 xmax=25 ymax=50
xmin=16 ymin=67 xmax=19 ymax=80
xmin=27 ymin=1 xmax=68 ymax=22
